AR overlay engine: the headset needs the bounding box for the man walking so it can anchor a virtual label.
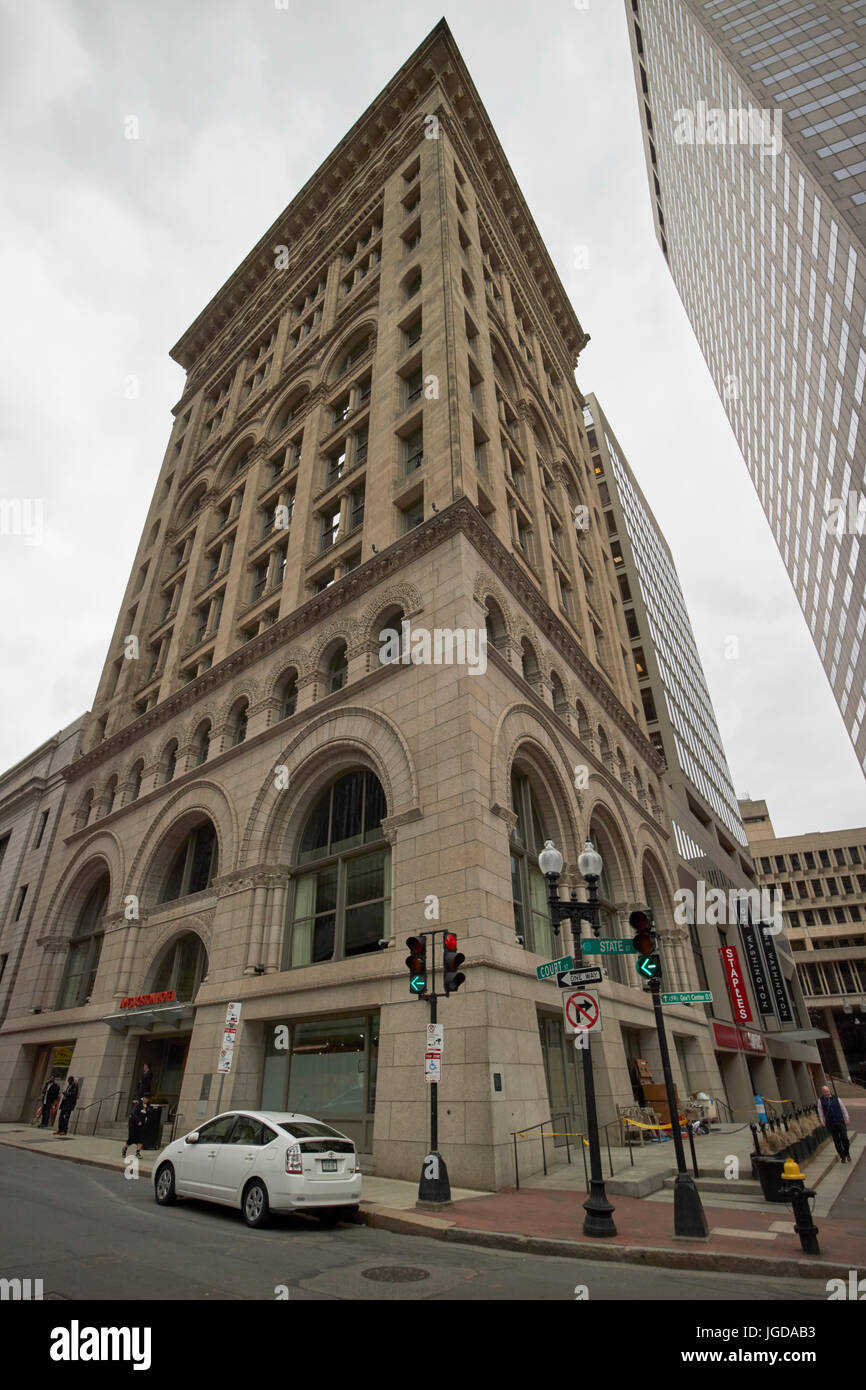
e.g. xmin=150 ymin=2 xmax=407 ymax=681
xmin=55 ymin=1075 xmax=80 ymax=1137
xmin=818 ymin=1084 xmax=852 ymax=1162
xmin=39 ymin=1073 xmax=60 ymax=1128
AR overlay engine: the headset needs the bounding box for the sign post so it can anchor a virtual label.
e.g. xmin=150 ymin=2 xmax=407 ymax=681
xmin=213 ymin=1001 xmax=242 ymax=1116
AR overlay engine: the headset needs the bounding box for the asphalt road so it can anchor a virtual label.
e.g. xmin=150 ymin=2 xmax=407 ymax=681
xmin=0 ymin=1145 xmax=831 ymax=1302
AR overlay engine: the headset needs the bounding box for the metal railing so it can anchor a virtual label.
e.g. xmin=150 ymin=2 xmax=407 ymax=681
xmin=71 ymin=1089 xmax=125 ymax=1136
xmin=509 ymin=1114 xmax=588 ymax=1189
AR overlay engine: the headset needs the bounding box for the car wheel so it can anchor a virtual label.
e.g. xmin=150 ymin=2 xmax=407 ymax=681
xmin=242 ymin=1178 xmax=270 ymax=1228
xmin=155 ymin=1163 xmax=177 ymax=1206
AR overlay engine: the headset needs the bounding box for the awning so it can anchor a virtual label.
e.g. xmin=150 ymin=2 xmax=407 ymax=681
xmin=103 ymin=1002 xmax=195 ymax=1033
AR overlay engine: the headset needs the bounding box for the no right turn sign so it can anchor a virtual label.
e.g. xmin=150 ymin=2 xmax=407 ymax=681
xmin=562 ymin=988 xmax=603 ymax=1036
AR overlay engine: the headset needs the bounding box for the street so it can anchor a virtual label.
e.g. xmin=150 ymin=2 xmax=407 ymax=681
xmin=0 ymin=1146 xmax=829 ymax=1302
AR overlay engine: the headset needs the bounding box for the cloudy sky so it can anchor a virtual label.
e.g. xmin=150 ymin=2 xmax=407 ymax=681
xmin=1 ymin=0 xmax=863 ymax=836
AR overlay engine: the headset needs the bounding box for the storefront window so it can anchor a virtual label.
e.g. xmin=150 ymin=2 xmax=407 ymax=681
xmin=261 ymin=1013 xmax=379 ymax=1121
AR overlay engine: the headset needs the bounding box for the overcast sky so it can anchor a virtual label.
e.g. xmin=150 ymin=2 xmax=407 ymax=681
xmin=1 ymin=0 xmax=863 ymax=837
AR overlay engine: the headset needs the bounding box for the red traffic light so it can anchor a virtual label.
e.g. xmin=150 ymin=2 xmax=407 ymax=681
xmin=444 ymin=932 xmax=458 ymax=951
xmin=628 ymin=909 xmax=656 ymax=956
xmin=442 ymin=932 xmax=465 ymax=995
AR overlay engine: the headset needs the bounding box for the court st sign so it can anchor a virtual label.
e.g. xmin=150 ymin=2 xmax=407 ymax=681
xmin=536 ymin=955 xmax=573 ymax=981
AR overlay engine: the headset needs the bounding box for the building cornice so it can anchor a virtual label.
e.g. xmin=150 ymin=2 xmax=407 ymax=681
xmin=64 ymin=496 xmax=662 ymax=783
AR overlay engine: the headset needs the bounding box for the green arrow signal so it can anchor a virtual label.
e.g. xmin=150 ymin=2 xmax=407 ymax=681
xmin=411 ymin=975 xmax=427 ymax=993
xmin=636 ymin=955 xmax=659 ymax=979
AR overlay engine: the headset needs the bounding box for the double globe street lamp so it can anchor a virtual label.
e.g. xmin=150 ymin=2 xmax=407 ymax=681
xmin=538 ymin=837 xmax=616 ymax=1239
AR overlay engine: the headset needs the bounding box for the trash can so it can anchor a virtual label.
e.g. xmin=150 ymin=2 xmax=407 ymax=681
xmin=753 ymin=1155 xmax=788 ymax=1203
xmin=141 ymin=1104 xmax=164 ymax=1151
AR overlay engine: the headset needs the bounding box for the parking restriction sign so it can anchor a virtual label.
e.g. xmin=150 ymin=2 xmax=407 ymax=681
xmin=562 ymin=989 xmax=602 ymax=1036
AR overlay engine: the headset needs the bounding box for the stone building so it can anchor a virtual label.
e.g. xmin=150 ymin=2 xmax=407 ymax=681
xmin=1 ymin=21 xmax=743 ymax=1187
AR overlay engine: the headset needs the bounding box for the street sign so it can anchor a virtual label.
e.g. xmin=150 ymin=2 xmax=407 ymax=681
xmin=562 ymin=988 xmax=603 ymax=1036
xmin=425 ymin=1053 xmax=442 ymax=1084
xmin=536 ymin=955 xmax=573 ymax=981
xmin=661 ymin=991 xmax=713 ymax=1004
xmin=427 ymin=1023 xmax=444 ymax=1050
xmin=557 ymin=966 xmax=603 ymax=988
xmin=580 ymin=939 xmax=636 ymax=954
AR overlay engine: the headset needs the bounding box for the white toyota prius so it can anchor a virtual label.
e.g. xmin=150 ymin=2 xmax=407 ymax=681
xmin=152 ymin=1110 xmax=362 ymax=1228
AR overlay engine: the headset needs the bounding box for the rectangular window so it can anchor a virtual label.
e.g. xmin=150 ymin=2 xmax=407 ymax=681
xmin=404 ymin=427 xmax=424 ymax=473
xmin=14 ymin=885 xmax=28 ymax=921
xmin=34 ymin=811 xmax=49 ymax=849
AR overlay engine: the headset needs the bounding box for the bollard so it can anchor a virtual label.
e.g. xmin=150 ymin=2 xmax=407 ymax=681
xmin=780 ymin=1158 xmax=820 ymax=1256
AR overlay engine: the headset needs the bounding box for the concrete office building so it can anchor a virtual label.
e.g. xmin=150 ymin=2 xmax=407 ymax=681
xmin=2 ymin=21 xmax=749 ymax=1186
xmin=0 ymin=719 xmax=86 ymax=1050
xmin=625 ymin=0 xmax=866 ymax=775
xmin=741 ymin=797 xmax=866 ymax=1085
xmin=586 ymin=396 xmax=822 ymax=1117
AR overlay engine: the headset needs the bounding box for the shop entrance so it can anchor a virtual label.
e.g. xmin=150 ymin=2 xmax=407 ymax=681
xmin=129 ymin=1035 xmax=190 ymax=1118
xmin=24 ymin=1042 xmax=76 ymax=1122
xmin=538 ymin=1011 xmax=585 ymax=1147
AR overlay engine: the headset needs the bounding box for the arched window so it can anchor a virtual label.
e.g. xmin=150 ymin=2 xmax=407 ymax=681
xmin=228 ymin=699 xmax=248 ymax=746
xmin=598 ymin=727 xmax=613 ymax=771
xmin=327 ymin=643 xmax=348 ymax=694
xmin=509 ymin=769 xmax=555 ymax=958
xmin=550 ymin=671 xmax=567 ymax=715
xmin=377 ymin=606 xmax=405 ymax=666
xmin=152 ymin=932 xmax=209 ymax=1003
xmin=159 ymin=820 xmax=218 ymax=903
xmin=633 ymin=768 xmax=646 ymax=808
xmin=77 ymin=789 xmax=94 ymax=831
xmin=272 ymin=387 xmax=310 ymax=437
xmin=575 ymin=702 xmax=591 ymax=744
xmin=277 ymin=670 xmax=298 ymax=720
xmin=159 ymin=740 xmax=178 ymax=785
xmin=286 ymin=770 xmax=390 ymax=966
xmin=520 ymin=639 xmax=539 ymax=684
xmin=484 ymin=598 xmax=507 ymax=653
xmin=100 ymin=776 xmax=118 ymax=819
xmin=616 ymin=748 xmax=628 ymax=785
xmin=57 ymin=874 xmax=109 ymax=1009
xmin=127 ymin=760 xmax=144 ymax=804
xmin=191 ymin=721 xmax=211 ymax=767
xmin=588 ymin=822 xmax=631 ymax=985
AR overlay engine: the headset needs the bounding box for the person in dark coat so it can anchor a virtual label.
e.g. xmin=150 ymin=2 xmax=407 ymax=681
xmin=136 ymin=1064 xmax=153 ymax=1101
xmin=122 ymin=1097 xmax=149 ymax=1159
xmin=55 ymin=1076 xmax=79 ymax=1136
xmin=819 ymin=1085 xmax=852 ymax=1161
xmin=40 ymin=1074 xmax=60 ymax=1128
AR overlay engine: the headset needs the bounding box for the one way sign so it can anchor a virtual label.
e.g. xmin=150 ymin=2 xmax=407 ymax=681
xmin=557 ymin=967 xmax=603 ymax=989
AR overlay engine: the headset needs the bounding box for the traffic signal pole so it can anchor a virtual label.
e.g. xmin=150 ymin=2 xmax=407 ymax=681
xmin=648 ymin=975 xmax=709 ymax=1239
xmin=408 ymin=928 xmax=463 ymax=1209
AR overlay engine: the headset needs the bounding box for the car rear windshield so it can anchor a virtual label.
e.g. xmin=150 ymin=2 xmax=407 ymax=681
xmin=278 ymin=1121 xmax=347 ymax=1140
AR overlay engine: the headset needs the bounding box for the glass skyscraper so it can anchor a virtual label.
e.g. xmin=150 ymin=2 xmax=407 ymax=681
xmin=626 ymin=0 xmax=866 ymax=775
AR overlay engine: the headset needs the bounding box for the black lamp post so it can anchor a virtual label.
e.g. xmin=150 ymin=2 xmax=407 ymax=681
xmin=538 ymin=838 xmax=616 ymax=1239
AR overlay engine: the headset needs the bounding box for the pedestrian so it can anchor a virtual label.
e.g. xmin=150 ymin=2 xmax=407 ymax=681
xmin=136 ymin=1063 xmax=153 ymax=1101
xmin=122 ymin=1096 xmax=149 ymax=1159
xmin=55 ymin=1075 xmax=80 ymax=1137
xmin=39 ymin=1073 xmax=60 ymax=1128
xmin=818 ymin=1084 xmax=852 ymax=1162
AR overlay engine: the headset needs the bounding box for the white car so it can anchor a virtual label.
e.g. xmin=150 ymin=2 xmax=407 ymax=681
xmin=152 ymin=1110 xmax=362 ymax=1228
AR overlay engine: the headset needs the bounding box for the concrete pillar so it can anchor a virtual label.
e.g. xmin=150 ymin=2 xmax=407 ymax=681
xmin=823 ymin=1006 xmax=849 ymax=1077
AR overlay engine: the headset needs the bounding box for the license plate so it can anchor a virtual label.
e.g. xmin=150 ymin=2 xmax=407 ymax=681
xmin=321 ymin=1159 xmax=338 ymax=1171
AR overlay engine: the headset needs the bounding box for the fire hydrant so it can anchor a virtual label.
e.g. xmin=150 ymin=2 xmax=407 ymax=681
xmin=780 ymin=1157 xmax=820 ymax=1255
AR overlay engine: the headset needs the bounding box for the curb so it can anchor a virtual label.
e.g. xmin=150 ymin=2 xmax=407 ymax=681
xmin=0 ymin=1134 xmax=156 ymax=1178
xmin=355 ymin=1205 xmax=857 ymax=1280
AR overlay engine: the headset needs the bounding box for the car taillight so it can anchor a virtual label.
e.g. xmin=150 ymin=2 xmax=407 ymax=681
xmin=354 ymin=1154 xmax=361 ymax=1173
xmin=285 ymin=1144 xmax=302 ymax=1174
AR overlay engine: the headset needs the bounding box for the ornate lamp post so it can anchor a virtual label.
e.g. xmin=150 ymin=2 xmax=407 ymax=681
xmin=538 ymin=838 xmax=616 ymax=1238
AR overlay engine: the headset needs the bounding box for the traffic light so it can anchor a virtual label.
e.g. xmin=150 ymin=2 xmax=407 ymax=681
xmin=405 ymin=936 xmax=428 ymax=997
xmin=442 ymin=932 xmax=466 ymax=995
xmin=629 ymin=908 xmax=661 ymax=983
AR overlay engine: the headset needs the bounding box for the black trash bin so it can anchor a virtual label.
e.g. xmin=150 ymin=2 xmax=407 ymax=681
xmin=141 ymin=1104 xmax=164 ymax=1151
xmin=753 ymin=1155 xmax=788 ymax=1202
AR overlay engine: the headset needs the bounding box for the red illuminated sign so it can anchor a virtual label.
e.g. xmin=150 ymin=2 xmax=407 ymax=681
xmin=718 ymin=945 xmax=753 ymax=1024
xmin=119 ymin=990 xmax=176 ymax=1010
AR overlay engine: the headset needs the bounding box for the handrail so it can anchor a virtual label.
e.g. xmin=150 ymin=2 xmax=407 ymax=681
xmin=827 ymin=1073 xmax=866 ymax=1091
xmin=71 ymin=1089 xmax=125 ymax=1136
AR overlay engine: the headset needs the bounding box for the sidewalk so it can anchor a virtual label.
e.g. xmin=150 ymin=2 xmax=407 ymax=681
xmin=2 ymin=1120 xmax=863 ymax=1280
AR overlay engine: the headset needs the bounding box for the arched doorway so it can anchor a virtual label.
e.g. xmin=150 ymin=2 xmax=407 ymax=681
xmin=128 ymin=932 xmax=209 ymax=1120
